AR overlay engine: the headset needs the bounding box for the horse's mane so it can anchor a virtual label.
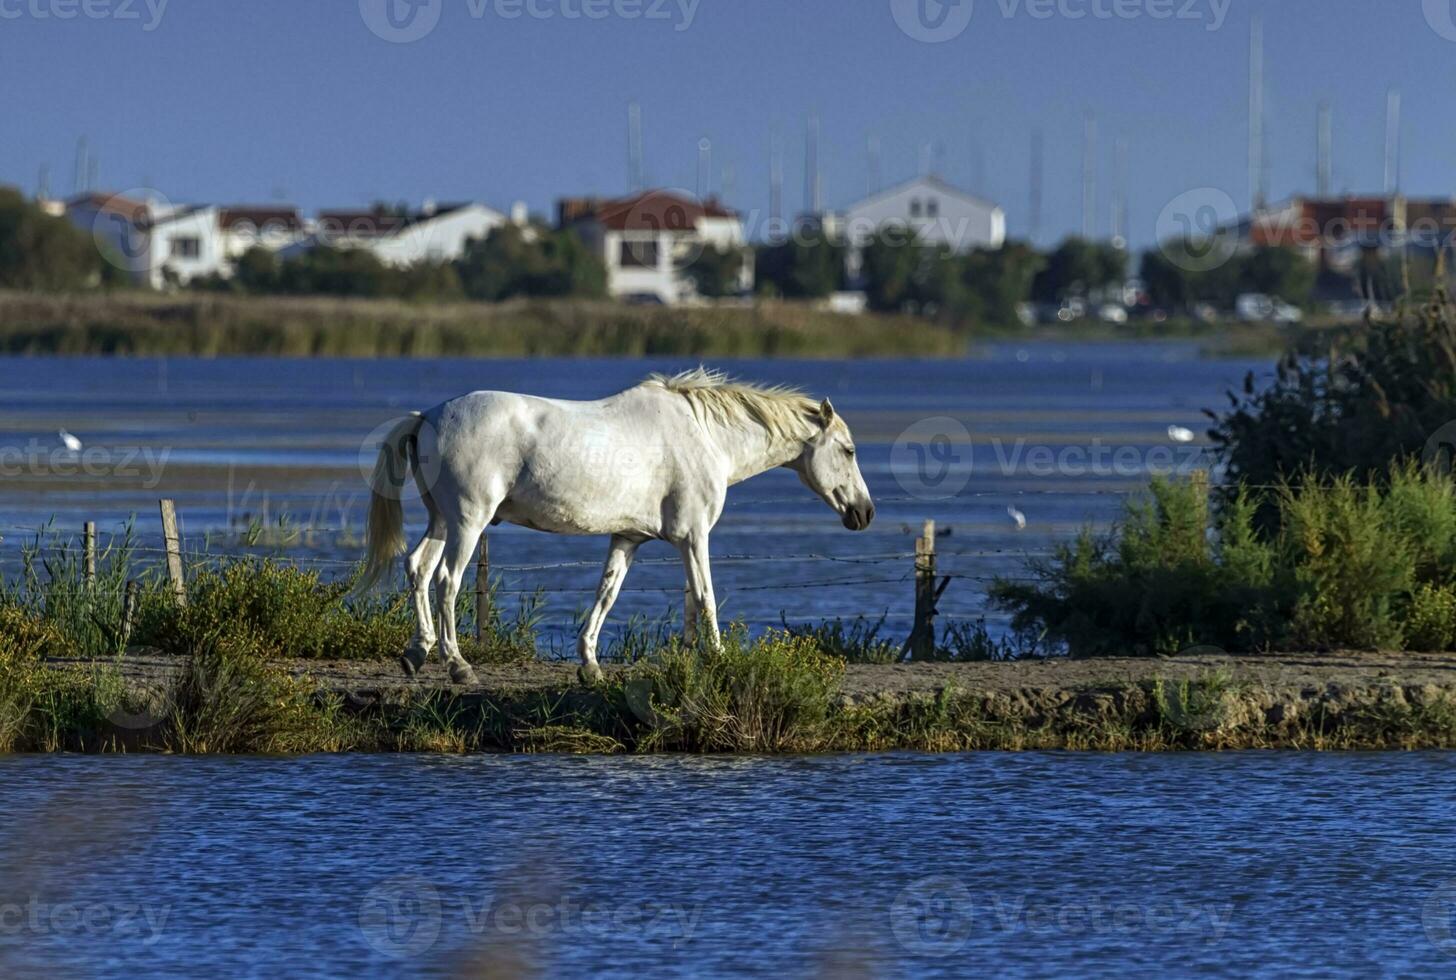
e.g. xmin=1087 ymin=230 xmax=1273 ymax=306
xmin=639 ymin=367 xmax=824 ymax=440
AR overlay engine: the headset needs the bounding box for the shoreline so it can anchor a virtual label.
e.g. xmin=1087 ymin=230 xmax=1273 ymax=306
xmin=39 ymin=648 xmax=1456 ymax=754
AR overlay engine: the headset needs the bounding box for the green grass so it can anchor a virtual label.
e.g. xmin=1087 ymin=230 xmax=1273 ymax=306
xmin=0 ymin=291 xmax=965 ymax=358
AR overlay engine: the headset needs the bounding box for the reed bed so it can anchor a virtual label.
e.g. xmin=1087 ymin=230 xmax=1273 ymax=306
xmin=0 ymin=291 xmax=963 ymax=358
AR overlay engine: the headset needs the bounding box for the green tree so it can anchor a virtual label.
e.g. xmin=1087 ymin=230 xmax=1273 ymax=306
xmin=455 ymin=225 xmax=605 ymax=301
xmin=754 ymin=238 xmax=844 ymax=299
xmin=0 ymin=186 xmax=106 ymax=291
xmin=685 ymin=245 xmax=747 ymax=298
xmin=936 ymin=242 xmax=1045 ymax=326
xmin=276 ymin=246 xmax=396 ymax=297
xmin=1032 ymin=237 xmax=1125 ymax=302
xmin=859 ymin=229 xmax=930 ymax=312
xmin=1237 ymin=246 xmax=1315 ymax=306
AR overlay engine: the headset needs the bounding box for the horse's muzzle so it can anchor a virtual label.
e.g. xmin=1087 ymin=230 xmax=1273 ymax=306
xmin=842 ymin=503 xmax=875 ymax=531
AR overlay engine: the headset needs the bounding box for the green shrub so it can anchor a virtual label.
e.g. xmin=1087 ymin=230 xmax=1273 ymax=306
xmin=164 ymin=630 xmax=349 ymax=754
xmin=629 ymin=629 xmax=845 ymax=752
xmin=1407 ymin=584 xmax=1456 ymax=652
xmin=137 ymin=559 xmax=410 ymax=661
xmin=993 ymin=464 xmax=1456 ymax=655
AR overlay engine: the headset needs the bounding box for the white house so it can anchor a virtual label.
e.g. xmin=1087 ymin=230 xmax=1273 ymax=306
xmin=285 ymin=202 xmax=508 ymax=267
xmin=68 ymin=193 xmax=311 ymax=288
xmin=369 ymin=203 xmax=507 ymax=267
xmin=833 ymin=175 xmax=1006 ymax=253
xmin=67 ymin=193 xmax=231 ymax=288
xmin=559 ymin=190 xmax=752 ymax=305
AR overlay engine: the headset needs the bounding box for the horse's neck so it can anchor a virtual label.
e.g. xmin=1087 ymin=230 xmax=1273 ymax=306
xmin=708 ymin=418 xmax=806 ymax=485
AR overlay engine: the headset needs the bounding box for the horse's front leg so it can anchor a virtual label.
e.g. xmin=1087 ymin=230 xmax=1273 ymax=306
xmin=577 ymin=534 xmax=639 ymax=684
xmin=679 ymin=533 xmax=720 ymax=649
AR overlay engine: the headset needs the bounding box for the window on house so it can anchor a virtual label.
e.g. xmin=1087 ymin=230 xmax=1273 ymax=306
xmin=926 ymin=199 xmax=939 ymax=218
xmin=909 ymin=199 xmax=922 ymax=218
xmin=171 ymin=237 xmax=201 ymax=259
xmin=619 ymin=238 xmax=659 ymax=268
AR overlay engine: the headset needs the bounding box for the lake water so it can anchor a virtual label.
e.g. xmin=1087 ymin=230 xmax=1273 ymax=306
xmin=0 ymin=343 xmax=1266 ymax=649
xmin=0 ymin=751 xmax=1453 ymax=977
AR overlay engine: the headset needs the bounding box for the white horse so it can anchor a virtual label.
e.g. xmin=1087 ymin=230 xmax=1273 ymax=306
xmin=360 ymin=368 xmax=875 ymax=685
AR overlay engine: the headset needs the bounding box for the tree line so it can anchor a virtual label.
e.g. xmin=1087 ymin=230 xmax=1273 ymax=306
xmin=0 ymin=187 xmax=1344 ymax=321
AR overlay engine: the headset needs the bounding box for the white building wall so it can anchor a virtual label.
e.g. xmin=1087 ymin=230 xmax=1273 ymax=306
xmin=840 ymin=177 xmax=1005 ymax=252
xmin=147 ymin=207 xmax=228 ymax=288
xmin=369 ymin=205 xmax=506 ymax=267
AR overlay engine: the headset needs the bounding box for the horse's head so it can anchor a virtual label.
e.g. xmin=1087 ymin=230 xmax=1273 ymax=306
xmin=792 ymin=400 xmax=875 ymax=531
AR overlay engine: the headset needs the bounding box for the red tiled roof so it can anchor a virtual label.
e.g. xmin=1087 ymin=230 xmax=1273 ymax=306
xmin=66 ymin=191 xmax=150 ymax=223
xmin=219 ymin=206 xmax=303 ymax=232
xmin=317 ymin=209 xmax=408 ymax=237
xmin=565 ymin=190 xmax=736 ymax=233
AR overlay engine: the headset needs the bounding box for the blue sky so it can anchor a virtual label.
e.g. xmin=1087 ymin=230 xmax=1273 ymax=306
xmin=0 ymin=0 xmax=1449 ymax=247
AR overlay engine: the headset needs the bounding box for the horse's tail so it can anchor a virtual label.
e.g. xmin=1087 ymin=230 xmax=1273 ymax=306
xmin=357 ymin=413 xmax=424 ymax=592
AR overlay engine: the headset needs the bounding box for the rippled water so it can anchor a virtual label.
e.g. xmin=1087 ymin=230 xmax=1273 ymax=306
xmin=0 ymin=752 xmax=1453 ymax=977
xmin=0 ymin=344 xmax=1265 ymax=645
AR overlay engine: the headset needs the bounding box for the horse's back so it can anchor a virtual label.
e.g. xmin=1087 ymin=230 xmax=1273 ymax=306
xmin=421 ymin=387 xmax=698 ymax=536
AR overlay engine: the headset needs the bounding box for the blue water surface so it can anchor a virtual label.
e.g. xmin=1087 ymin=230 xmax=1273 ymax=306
xmin=0 ymin=751 xmax=1452 ymax=978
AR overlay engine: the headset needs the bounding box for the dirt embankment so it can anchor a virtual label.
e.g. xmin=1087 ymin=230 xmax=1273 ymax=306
xmin=80 ymin=647 xmax=1456 ymax=702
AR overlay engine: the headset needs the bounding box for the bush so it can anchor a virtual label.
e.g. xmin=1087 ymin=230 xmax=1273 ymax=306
xmin=164 ymin=630 xmax=348 ymax=754
xmin=993 ymin=465 xmax=1456 ymax=655
xmin=136 ymin=559 xmax=411 ymax=661
xmin=629 ymin=629 xmax=845 ymax=752
xmin=1211 ymin=291 xmax=1456 ymax=493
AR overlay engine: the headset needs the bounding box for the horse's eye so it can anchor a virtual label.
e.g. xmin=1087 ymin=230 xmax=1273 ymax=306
xmin=843 ymin=446 xmax=856 ymax=457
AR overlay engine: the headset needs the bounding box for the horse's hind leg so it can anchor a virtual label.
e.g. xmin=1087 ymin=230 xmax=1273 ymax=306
xmin=435 ymin=519 xmax=486 ymax=686
xmin=577 ymin=534 xmax=641 ymax=685
xmin=400 ymin=514 xmax=446 ymax=677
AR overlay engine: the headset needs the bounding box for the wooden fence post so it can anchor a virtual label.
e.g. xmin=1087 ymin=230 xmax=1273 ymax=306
xmin=83 ymin=521 xmax=96 ymax=587
xmin=120 ymin=580 xmax=140 ymax=648
xmin=912 ymin=520 xmax=937 ymax=660
xmin=159 ymin=498 xmax=187 ymax=607
xmin=901 ymin=520 xmax=952 ymax=662
xmin=474 ymin=535 xmax=490 ymax=640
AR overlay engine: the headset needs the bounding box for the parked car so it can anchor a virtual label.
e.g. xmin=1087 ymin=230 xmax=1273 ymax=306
xmin=1097 ymin=304 xmax=1128 ymax=325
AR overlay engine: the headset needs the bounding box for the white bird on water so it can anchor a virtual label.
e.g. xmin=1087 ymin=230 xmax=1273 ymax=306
xmin=58 ymin=430 xmax=82 ymax=453
xmin=1007 ymin=505 xmax=1027 ymax=531
xmin=1167 ymin=425 xmax=1196 ymax=444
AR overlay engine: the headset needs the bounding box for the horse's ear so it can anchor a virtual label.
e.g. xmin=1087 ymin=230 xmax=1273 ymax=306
xmin=818 ymin=399 xmax=836 ymax=426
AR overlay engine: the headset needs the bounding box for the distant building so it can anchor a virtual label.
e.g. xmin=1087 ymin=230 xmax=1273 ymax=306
xmin=815 ymin=175 xmax=1005 ymax=289
xmin=66 ymin=193 xmax=231 ymax=289
xmin=1229 ymin=195 xmax=1456 ymax=299
xmin=217 ymin=206 xmax=308 ymax=260
xmin=68 ymin=193 xmax=513 ymax=288
xmin=559 ymin=190 xmax=751 ymax=305
xmin=288 ymin=202 xmax=508 ymax=267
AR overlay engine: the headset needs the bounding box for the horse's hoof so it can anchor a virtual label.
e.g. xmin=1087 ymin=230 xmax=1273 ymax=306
xmin=449 ymin=660 xmax=479 ymax=686
xmin=400 ymin=646 xmax=427 ymax=678
xmin=578 ymin=663 xmax=604 ymax=686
